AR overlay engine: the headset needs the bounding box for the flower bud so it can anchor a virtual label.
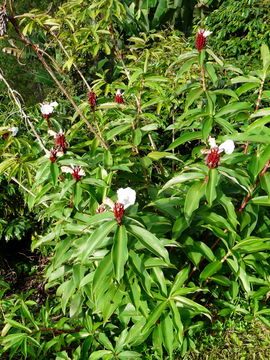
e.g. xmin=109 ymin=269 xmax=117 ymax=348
xmin=88 ymin=90 xmax=96 ymax=110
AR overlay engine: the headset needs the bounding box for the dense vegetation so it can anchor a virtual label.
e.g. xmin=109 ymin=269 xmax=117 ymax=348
xmin=1 ymin=0 xmax=270 ymax=359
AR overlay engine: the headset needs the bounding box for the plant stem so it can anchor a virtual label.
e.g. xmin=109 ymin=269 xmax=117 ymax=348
xmin=8 ymin=16 xmax=108 ymax=150
xmin=0 ymin=68 xmax=47 ymax=153
xmin=239 ymin=159 xmax=270 ymax=212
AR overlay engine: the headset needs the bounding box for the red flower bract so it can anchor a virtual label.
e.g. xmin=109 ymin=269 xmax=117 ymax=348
xmin=113 ymin=202 xmax=125 ymax=224
xmin=206 ymin=147 xmax=221 ymax=168
xmin=88 ymin=90 xmax=96 ymax=110
xmin=72 ymin=167 xmax=83 ymax=182
xmin=2 ymin=133 xmax=9 ymax=139
xmin=196 ymin=30 xmax=207 ymax=51
xmin=115 ymin=93 xmax=124 ymax=104
xmin=56 ymin=133 xmax=67 ymax=153
xmin=49 ymin=149 xmax=58 ymax=163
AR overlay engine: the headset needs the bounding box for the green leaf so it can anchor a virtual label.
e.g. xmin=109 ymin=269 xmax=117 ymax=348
xmin=161 ymin=313 xmax=173 ymax=359
xmin=50 ymin=162 xmax=59 ymax=185
xmin=127 ymin=224 xmax=170 ymax=262
xmin=80 ymin=220 xmax=117 ymax=263
xmin=118 ymin=351 xmax=142 ymax=359
xmin=92 ymin=254 xmax=112 ymax=293
xmin=141 ymin=301 xmax=168 ymax=334
xmin=185 ymin=88 xmax=204 ymax=110
xmin=172 ymin=296 xmax=211 ymax=319
xmin=231 ymin=76 xmax=261 ymax=84
xmin=167 ymin=131 xmax=202 ymax=151
xmin=133 ymin=128 xmax=142 ymax=146
xmin=63 ymin=56 xmax=74 ymax=71
xmin=261 ymin=43 xmax=270 ymax=73
xmin=112 ymin=225 xmax=128 ymax=282
xmin=105 ymin=124 xmax=131 ymax=140
xmin=162 ymin=172 xmax=205 ymax=191
xmin=205 ymin=168 xmax=219 ymax=206
xmin=170 ymin=267 xmax=190 ymax=296
xmin=89 ymin=350 xmax=112 ymax=360
xmin=60 ymin=279 xmax=75 ymax=314
xmin=199 ymin=261 xmax=222 ymax=282
xmin=215 ymin=102 xmax=251 ymax=117
xmin=250 ymin=108 xmax=270 ymax=118
xmin=5 ymin=318 xmax=31 ymax=333
xmin=206 ymin=49 xmax=224 ymax=66
xmin=260 ymin=172 xmax=270 ymax=197
xmin=250 ymin=196 xmax=270 ymax=206
xmin=184 ymin=181 xmax=206 ymax=221
xmin=233 ymin=237 xmax=270 ymax=253
xmin=147 ymin=151 xmax=179 ymax=161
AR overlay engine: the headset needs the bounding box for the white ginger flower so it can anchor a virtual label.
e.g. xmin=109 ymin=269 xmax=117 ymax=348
xmin=40 ymin=101 xmax=58 ymax=116
xmin=9 ymin=127 xmax=18 ymax=136
xmin=206 ymin=136 xmax=235 ymax=155
xmin=117 ymin=187 xmax=136 ymax=209
xmin=218 ymin=139 xmax=235 ymax=155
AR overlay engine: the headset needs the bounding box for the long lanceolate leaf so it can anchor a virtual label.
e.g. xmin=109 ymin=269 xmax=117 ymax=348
xmin=126 ymin=224 xmax=170 ymax=263
xmin=80 ymin=220 xmax=117 ymax=263
xmin=112 ymin=225 xmax=128 ymax=282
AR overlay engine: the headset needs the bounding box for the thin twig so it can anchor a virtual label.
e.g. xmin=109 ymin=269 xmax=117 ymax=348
xmin=8 ymin=15 xmax=108 ymax=150
xmin=0 ymin=68 xmax=47 ymax=153
xmin=239 ymin=159 xmax=270 ymax=212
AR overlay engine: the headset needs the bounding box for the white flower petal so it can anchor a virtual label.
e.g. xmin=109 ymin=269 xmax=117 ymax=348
xmin=78 ymin=168 xmax=85 ymax=176
xmin=61 ymin=166 xmax=73 ymax=174
xmin=48 ymin=129 xmax=57 ymax=137
xmin=218 ymin=139 xmax=235 ymax=155
xmin=10 ymin=126 xmax=18 ymax=136
xmin=117 ymin=187 xmax=136 ymax=209
xmin=208 ymin=136 xmax=217 ymax=148
xmin=45 ymin=150 xmax=51 ymax=158
xmin=50 ymin=101 xmax=58 ymax=108
xmin=56 ymin=151 xmax=64 ymax=158
xmin=41 ymin=103 xmax=54 ymax=115
xmin=203 ymin=30 xmax=212 ymax=37
xmin=103 ymin=197 xmax=115 ymax=210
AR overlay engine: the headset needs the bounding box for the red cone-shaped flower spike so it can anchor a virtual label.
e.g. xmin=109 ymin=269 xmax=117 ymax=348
xmin=113 ymin=202 xmax=125 ymax=225
xmin=195 ymin=29 xmax=212 ymax=51
xmin=55 ymin=133 xmax=67 ymax=153
xmin=88 ymin=90 xmax=96 ymax=110
xmin=206 ymin=147 xmax=220 ymax=168
xmin=115 ymin=90 xmax=124 ymax=104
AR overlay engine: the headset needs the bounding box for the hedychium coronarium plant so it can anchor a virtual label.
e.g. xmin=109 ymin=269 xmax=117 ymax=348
xmin=2 ymin=3 xmax=270 ymax=357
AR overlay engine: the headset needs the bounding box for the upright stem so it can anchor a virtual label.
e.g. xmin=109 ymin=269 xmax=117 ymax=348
xmin=255 ymin=78 xmax=265 ymax=111
xmin=201 ymin=65 xmax=206 ymax=91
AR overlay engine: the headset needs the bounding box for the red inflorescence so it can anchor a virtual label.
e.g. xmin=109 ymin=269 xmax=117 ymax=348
xmin=196 ymin=31 xmax=207 ymax=51
xmin=42 ymin=113 xmax=51 ymax=119
xmin=2 ymin=133 xmax=9 ymax=139
xmin=72 ymin=166 xmax=82 ymax=182
xmin=206 ymin=147 xmax=221 ymax=169
xmin=49 ymin=149 xmax=58 ymax=163
xmin=56 ymin=133 xmax=67 ymax=153
xmin=88 ymin=90 xmax=96 ymax=110
xmin=113 ymin=202 xmax=125 ymax=224
xmin=115 ymin=93 xmax=124 ymax=104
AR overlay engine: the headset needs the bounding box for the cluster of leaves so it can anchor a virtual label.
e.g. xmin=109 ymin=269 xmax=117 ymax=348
xmin=1 ymin=1 xmax=270 ymax=359
xmin=205 ymin=0 xmax=270 ymax=63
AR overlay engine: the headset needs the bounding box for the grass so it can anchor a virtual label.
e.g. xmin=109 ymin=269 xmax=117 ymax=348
xmin=183 ymin=318 xmax=270 ymax=360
